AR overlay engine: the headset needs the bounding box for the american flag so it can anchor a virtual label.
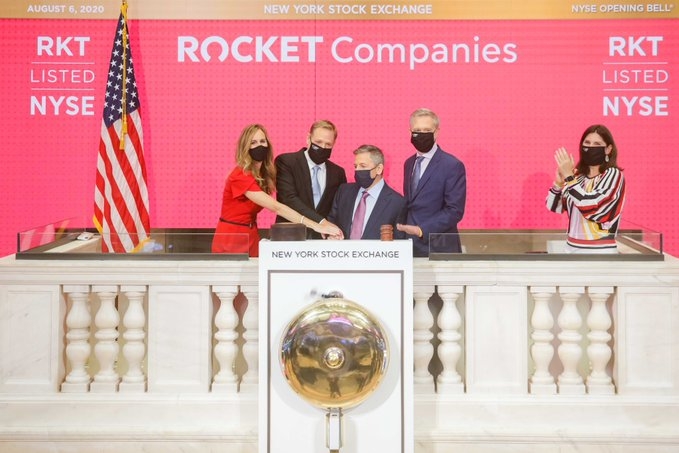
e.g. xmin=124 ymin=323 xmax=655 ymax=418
xmin=93 ymin=3 xmax=150 ymax=253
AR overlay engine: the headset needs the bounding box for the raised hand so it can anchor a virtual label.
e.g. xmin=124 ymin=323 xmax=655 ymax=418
xmin=554 ymin=147 xmax=575 ymax=179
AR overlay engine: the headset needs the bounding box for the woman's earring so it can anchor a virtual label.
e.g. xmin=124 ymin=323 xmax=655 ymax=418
xmin=605 ymin=155 xmax=610 ymax=163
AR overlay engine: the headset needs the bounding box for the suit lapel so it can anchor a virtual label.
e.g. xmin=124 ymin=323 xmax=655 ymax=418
xmin=319 ymin=162 xmax=340 ymax=207
xmin=347 ymin=183 xmax=361 ymax=202
xmin=345 ymin=184 xmax=360 ymax=222
xmin=295 ymin=151 xmax=314 ymax=205
xmin=319 ymin=164 xmax=331 ymax=205
xmin=363 ymin=184 xmax=391 ymax=234
xmin=405 ymin=156 xmax=416 ymax=198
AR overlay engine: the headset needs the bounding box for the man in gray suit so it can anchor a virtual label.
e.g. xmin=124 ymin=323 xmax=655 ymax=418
xmin=275 ymin=120 xmax=346 ymax=239
xmin=328 ymin=145 xmax=405 ymax=240
xmin=397 ymin=108 xmax=466 ymax=256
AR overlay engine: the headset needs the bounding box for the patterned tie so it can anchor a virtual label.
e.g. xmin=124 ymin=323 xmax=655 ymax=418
xmin=411 ymin=156 xmax=424 ymax=194
xmin=349 ymin=191 xmax=370 ymax=239
xmin=312 ymin=165 xmax=322 ymax=207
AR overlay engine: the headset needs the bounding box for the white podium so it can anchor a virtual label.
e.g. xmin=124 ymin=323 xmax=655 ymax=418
xmin=258 ymin=239 xmax=413 ymax=453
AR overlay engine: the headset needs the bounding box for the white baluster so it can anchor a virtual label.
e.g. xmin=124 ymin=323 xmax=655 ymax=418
xmin=90 ymin=286 xmax=120 ymax=392
xmin=557 ymin=287 xmax=585 ymax=395
xmin=212 ymin=286 xmax=239 ymax=393
xmin=120 ymin=285 xmax=147 ymax=393
xmin=436 ymin=287 xmax=464 ymax=394
xmin=413 ymin=290 xmax=435 ymax=393
xmin=240 ymin=285 xmax=259 ymax=393
xmin=586 ymin=287 xmax=615 ymax=394
xmin=529 ymin=287 xmax=557 ymax=395
xmin=61 ymin=285 xmax=92 ymax=392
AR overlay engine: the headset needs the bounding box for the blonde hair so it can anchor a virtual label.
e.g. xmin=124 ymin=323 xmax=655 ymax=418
xmin=309 ymin=119 xmax=338 ymax=140
xmin=409 ymin=108 xmax=440 ymax=129
xmin=235 ymin=124 xmax=276 ymax=194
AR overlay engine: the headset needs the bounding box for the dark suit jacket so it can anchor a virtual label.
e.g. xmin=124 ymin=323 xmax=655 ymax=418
xmin=328 ymin=181 xmax=406 ymax=240
xmin=275 ymin=148 xmax=347 ymax=238
xmin=403 ymin=146 xmax=466 ymax=256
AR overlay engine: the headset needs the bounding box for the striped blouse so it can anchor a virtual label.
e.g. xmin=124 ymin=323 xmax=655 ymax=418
xmin=546 ymin=167 xmax=626 ymax=250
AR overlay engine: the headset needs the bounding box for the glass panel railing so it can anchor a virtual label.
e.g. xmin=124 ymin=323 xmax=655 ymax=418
xmin=616 ymin=219 xmax=662 ymax=255
xmin=16 ymin=219 xmax=662 ymax=261
xmin=429 ymin=220 xmax=663 ymax=261
xmin=17 ymin=222 xmax=250 ymax=260
xmin=17 ymin=217 xmax=76 ymax=253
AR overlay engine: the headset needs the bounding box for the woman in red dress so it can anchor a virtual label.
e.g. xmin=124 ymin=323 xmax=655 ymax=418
xmin=212 ymin=124 xmax=342 ymax=257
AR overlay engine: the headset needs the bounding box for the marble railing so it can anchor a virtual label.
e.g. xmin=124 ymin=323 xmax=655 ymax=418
xmin=1 ymin=254 xmax=679 ymax=452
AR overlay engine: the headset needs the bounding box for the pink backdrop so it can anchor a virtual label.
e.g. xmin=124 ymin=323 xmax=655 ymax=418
xmin=2 ymin=17 xmax=677 ymax=255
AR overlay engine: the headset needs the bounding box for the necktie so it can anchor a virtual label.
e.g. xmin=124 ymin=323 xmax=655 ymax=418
xmin=349 ymin=191 xmax=370 ymax=239
xmin=411 ymin=156 xmax=424 ymax=194
xmin=312 ymin=165 xmax=322 ymax=207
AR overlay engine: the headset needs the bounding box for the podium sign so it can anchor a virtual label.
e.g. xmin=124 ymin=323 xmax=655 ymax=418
xmin=259 ymin=239 xmax=413 ymax=453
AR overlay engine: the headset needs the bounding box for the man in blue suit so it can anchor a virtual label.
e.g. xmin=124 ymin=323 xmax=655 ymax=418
xmin=328 ymin=144 xmax=405 ymax=240
xmin=397 ymin=108 xmax=466 ymax=256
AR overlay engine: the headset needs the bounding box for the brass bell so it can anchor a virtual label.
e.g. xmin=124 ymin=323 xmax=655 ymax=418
xmin=279 ymin=295 xmax=389 ymax=409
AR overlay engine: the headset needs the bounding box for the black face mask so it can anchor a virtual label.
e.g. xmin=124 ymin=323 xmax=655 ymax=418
xmin=249 ymin=145 xmax=269 ymax=162
xmin=580 ymin=145 xmax=607 ymax=166
xmin=308 ymin=143 xmax=332 ymax=165
xmin=354 ymin=168 xmax=377 ymax=189
xmin=411 ymin=132 xmax=435 ymax=153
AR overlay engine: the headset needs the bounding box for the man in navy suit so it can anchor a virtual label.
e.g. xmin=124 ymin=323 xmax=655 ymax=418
xmin=397 ymin=108 xmax=466 ymax=256
xmin=275 ymin=120 xmax=346 ymax=239
xmin=328 ymin=144 xmax=405 ymax=240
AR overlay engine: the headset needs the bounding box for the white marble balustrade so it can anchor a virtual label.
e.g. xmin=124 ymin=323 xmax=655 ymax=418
xmin=1 ymin=255 xmax=679 ymax=452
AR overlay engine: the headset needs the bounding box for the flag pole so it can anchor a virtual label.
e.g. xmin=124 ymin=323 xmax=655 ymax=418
xmin=94 ymin=0 xmax=150 ymax=253
xmin=119 ymin=0 xmax=128 ymax=150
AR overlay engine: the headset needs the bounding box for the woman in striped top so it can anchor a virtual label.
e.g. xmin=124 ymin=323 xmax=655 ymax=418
xmin=546 ymin=124 xmax=626 ymax=253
